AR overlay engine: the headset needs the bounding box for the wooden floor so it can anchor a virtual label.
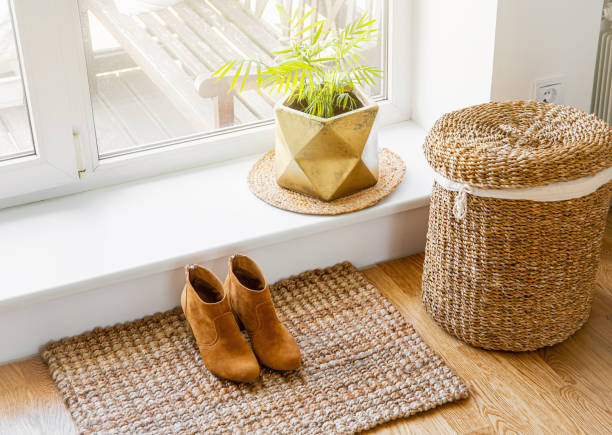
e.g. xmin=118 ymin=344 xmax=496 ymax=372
xmin=1 ymin=212 xmax=611 ymax=434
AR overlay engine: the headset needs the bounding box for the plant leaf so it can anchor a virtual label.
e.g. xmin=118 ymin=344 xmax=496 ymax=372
xmin=240 ymin=61 xmax=252 ymax=92
xmin=228 ymin=61 xmax=243 ymax=91
xmin=213 ymin=60 xmax=235 ymax=79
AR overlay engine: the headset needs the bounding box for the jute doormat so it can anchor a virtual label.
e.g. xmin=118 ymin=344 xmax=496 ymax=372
xmin=42 ymin=263 xmax=469 ymax=434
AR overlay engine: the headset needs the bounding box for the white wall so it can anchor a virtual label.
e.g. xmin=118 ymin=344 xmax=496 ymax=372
xmin=491 ymin=0 xmax=603 ymax=111
xmin=1 ymin=206 xmax=429 ymax=362
xmin=410 ymin=0 xmax=499 ymax=130
xmin=411 ymin=0 xmax=603 ymax=131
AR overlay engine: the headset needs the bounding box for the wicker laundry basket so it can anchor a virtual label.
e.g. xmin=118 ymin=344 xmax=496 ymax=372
xmin=422 ymin=101 xmax=612 ymax=351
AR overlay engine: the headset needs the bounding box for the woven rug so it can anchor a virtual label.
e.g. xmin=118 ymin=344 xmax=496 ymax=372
xmin=248 ymin=148 xmax=405 ymax=215
xmin=42 ymin=263 xmax=468 ymax=434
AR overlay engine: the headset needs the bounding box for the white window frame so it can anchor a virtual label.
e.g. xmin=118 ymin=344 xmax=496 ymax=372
xmin=0 ymin=0 xmax=410 ymax=209
xmin=0 ymin=0 xmax=80 ymax=199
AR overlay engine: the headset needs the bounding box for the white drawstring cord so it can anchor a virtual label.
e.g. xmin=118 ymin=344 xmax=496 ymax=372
xmin=432 ymin=167 xmax=612 ymax=203
xmin=430 ymin=166 xmax=612 ymax=221
xmin=452 ymin=184 xmax=472 ymax=220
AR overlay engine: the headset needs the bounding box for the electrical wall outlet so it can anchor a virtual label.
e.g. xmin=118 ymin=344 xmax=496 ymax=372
xmin=533 ymin=77 xmax=565 ymax=105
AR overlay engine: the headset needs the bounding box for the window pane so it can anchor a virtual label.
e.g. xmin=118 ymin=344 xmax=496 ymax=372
xmin=0 ymin=0 xmax=34 ymax=162
xmin=80 ymin=0 xmax=387 ymax=158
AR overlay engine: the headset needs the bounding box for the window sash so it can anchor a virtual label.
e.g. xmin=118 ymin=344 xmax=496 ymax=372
xmin=0 ymin=0 xmax=409 ymax=209
xmin=0 ymin=0 xmax=86 ymax=199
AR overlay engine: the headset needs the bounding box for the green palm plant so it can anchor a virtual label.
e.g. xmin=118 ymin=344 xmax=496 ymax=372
xmin=213 ymin=6 xmax=382 ymax=118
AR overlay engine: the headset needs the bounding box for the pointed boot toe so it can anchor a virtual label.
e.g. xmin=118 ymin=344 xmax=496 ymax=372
xmin=260 ymin=333 xmax=301 ymax=371
xmin=224 ymin=356 xmax=261 ymax=383
xmin=181 ymin=265 xmax=260 ymax=383
xmin=225 ymin=255 xmax=302 ymax=371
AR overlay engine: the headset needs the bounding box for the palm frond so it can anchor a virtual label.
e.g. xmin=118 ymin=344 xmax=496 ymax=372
xmin=213 ymin=5 xmax=381 ymax=117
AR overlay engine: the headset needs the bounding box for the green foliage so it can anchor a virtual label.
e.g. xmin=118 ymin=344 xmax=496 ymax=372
xmin=213 ymin=6 xmax=382 ymax=118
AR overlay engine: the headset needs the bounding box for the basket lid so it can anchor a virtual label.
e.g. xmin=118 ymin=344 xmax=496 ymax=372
xmin=424 ymin=101 xmax=612 ymax=189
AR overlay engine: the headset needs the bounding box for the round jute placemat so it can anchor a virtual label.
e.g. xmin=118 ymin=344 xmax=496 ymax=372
xmin=248 ymin=147 xmax=406 ymax=215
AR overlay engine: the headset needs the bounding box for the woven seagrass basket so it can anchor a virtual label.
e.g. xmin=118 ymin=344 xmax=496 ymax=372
xmin=422 ymin=101 xmax=612 ymax=351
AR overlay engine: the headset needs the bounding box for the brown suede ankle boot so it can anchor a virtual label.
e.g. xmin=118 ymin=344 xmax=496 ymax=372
xmin=225 ymin=255 xmax=301 ymax=371
xmin=181 ymin=264 xmax=260 ymax=382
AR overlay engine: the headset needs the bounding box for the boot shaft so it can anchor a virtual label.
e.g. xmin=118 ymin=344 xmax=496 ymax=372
xmin=181 ymin=264 xmax=261 ymax=382
xmin=225 ymin=255 xmax=301 ymax=371
xmin=226 ymin=255 xmax=277 ymax=331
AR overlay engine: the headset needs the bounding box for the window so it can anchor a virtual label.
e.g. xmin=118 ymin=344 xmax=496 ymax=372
xmin=81 ymin=0 xmax=387 ymax=158
xmin=0 ymin=1 xmax=33 ymax=161
xmin=1 ymin=0 xmax=408 ymax=208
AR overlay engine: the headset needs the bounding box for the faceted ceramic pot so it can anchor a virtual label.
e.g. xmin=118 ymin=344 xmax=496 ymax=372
xmin=274 ymin=88 xmax=379 ymax=201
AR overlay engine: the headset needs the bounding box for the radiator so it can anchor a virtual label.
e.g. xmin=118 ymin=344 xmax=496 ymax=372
xmin=593 ymin=0 xmax=612 ymax=122
xmin=592 ymin=30 xmax=612 ymax=122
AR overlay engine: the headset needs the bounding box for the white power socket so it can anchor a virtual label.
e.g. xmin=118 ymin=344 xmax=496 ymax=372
xmin=533 ymin=78 xmax=565 ymax=105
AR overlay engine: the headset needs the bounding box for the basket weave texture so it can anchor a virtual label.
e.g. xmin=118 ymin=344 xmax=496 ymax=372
xmin=248 ymin=148 xmax=405 ymax=215
xmin=423 ymin=101 xmax=612 ymax=351
xmin=424 ymin=101 xmax=612 ymax=189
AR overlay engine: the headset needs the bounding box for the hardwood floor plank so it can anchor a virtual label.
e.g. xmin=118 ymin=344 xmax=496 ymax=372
xmin=537 ymin=327 xmax=612 ymax=413
xmin=0 ymin=357 xmax=76 ymax=434
xmin=501 ymin=351 xmax=611 ymax=432
xmin=372 ymin=411 xmax=457 ymax=435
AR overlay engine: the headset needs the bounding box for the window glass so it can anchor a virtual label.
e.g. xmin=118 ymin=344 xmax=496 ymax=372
xmin=0 ymin=0 xmax=34 ymax=162
xmin=80 ymin=0 xmax=386 ymax=158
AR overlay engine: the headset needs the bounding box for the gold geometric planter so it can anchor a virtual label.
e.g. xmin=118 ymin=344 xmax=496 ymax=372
xmin=274 ymin=88 xmax=379 ymax=201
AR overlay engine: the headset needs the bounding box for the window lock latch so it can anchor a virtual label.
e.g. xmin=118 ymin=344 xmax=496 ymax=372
xmin=73 ymin=132 xmax=87 ymax=179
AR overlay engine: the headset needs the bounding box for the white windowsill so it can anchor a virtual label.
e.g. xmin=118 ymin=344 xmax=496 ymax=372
xmin=0 ymin=121 xmax=431 ymax=310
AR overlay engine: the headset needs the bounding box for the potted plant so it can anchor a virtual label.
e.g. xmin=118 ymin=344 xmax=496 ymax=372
xmin=214 ymin=7 xmax=382 ymax=201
